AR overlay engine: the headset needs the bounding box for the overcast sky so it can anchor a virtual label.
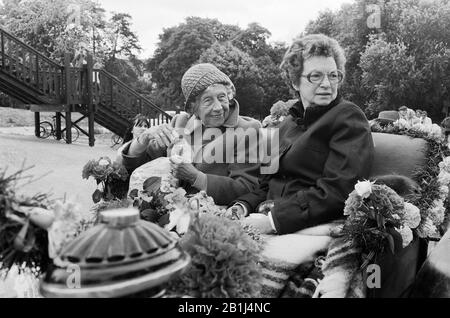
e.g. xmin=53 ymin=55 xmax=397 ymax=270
xmin=97 ymin=0 xmax=353 ymax=59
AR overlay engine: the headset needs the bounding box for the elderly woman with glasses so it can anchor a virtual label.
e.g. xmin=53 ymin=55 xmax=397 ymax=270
xmin=228 ymin=34 xmax=375 ymax=235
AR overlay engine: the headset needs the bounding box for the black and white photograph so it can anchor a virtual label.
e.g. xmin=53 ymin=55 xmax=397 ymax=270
xmin=0 ymin=0 xmax=449 ymax=302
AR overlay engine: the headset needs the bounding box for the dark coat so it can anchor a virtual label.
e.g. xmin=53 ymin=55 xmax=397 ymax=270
xmin=235 ymin=97 xmax=375 ymax=234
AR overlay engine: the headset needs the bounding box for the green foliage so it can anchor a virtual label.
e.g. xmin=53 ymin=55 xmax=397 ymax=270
xmin=305 ymin=0 xmax=450 ymax=122
xmin=147 ymin=17 xmax=291 ymax=116
xmin=198 ymin=42 xmax=264 ymax=116
xmin=0 ymin=0 xmax=146 ymax=93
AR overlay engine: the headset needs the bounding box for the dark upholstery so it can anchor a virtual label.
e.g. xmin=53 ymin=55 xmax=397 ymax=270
xmin=371 ymin=133 xmax=428 ymax=179
xmin=368 ymin=133 xmax=429 ymax=298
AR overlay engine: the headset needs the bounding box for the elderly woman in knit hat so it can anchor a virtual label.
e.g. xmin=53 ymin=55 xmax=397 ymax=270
xmin=121 ymin=63 xmax=261 ymax=205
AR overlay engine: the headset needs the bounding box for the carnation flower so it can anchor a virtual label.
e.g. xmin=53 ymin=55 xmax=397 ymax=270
xmin=439 ymin=185 xmax=449 ymax=197
xmin=396 ymin=226 xmax=413 ymax=248
xmin=428 ymin=200 xmax=446 ymax=225
xmin=343 ymin=191 xmax=363 ymax=216
xmin=430 ymin=124 xmax=443 ymax=140
xmin=402 ymin=202 xmax=421 ymax=229
xmin=437 ymin=171 xmax=450 ymax=186
xmin=438 ymin=157 xmax=450 ymax=173
xmin=416 ymin=217 xmax=438 ymax=238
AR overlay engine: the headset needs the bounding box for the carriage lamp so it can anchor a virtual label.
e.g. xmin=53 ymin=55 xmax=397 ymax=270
xmin=39 ymin=208 xmax=190 ymax=298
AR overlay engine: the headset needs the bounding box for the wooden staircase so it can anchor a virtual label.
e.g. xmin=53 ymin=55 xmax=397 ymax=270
xmin=0 ymin=27 xmax=172 ymax=146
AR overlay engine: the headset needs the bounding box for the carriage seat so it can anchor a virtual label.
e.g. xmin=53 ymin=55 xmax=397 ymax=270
xmin=368 ymin=133 xmax=429 ymax=298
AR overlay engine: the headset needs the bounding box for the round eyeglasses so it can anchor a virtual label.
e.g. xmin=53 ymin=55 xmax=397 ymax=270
xmin=301 ymin=70 xmax=344 ymax=84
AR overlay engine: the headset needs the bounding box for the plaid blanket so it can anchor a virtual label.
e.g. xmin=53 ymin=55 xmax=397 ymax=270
xmin=258 ymin=223 xmax=336 ymax=297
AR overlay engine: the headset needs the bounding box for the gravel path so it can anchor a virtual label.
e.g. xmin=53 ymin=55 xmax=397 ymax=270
xmin=0 ymin=130 xmax=119 ymax=213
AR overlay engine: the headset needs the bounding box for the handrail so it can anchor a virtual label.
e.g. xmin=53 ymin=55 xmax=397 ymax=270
xmin=0 ymin=27 xmax=172 ymax=128
xmin=0 ymin=28 xmax=62 ymax=69
xmin=97 ymin=69 xmax=172 ymax=118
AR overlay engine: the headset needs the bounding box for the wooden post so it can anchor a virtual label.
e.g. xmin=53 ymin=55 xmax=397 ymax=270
xmin=1 ymin=31 xmax=5 ymax=69
xmin=64 ymin=53 xmax=72 ymax=106
xmin=34 ymin=112 xmax=40 ymax=138
xmin=64 ymin=53 xmax=72 ymax=144
xmin=65 ymin=110 xmax=72 ymax=144
xmin=86 ymin=54 xmax=95 ymax=147
xmin=35 ymin=54 xmax=39 ymax=90
xmin=55 ymin=112 xmax=62 ymax=140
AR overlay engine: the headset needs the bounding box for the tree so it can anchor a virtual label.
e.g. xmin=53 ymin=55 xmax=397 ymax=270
xmin=198 ymin=42 xmax=265 ymax=117
xmin=304 ymin=0 xmax=450 ymax=121
xmin=0 ymin=0 xmax=108 ymax=63
xmin=360 ymin=0 xmax=450 ymax=120
xmin=147 ymin=17 xmax=240 ymax=107
xmin=107 ymin=13 xmax=142 ymax=62
xmin=0 ymin=0 xmax=147 ymax=94
xmin=232 ymin=23 xmax=272 ymax=59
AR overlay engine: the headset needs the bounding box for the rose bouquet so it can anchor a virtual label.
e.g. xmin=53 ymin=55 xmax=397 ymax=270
xmin=82 ymin=157 xmax=129 ymax=203
xmin=342 ymin=180 xmax=421 ymax=257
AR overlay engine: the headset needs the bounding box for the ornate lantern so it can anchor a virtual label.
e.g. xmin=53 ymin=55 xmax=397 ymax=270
xmin=40 ymin=208 xmax=190 ymax=298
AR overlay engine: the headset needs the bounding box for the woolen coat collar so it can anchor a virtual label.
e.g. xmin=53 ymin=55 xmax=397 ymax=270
xmin=289 ymin=96 xmax=343 ymax=128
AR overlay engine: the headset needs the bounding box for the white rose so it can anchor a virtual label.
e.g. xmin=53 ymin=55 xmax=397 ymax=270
xmin=396 ymin=226 xmax=413 ymax=248
xmin=98 ymin=159 xmax=110 ymax=166
xmin=354 ymin=180 xmax=373 ymax=199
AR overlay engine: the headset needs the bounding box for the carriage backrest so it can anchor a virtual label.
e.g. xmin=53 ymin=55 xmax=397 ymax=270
xmin=370 ymin=132 xmax=428 ymax=179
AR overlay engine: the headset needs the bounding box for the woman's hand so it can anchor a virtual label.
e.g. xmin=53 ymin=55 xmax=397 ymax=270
xmin=241 ymin=214 xmax=275 ymax=234
xmin=170 ymin=157 xmax=200 ymax=185
xmin=225 ymin=204 xmax=247 ymax=220
xmin=129 ymin=124 xmax=176 ymax=156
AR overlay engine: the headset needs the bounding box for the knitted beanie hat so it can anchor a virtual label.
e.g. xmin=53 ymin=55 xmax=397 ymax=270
xmin=181 ymin=63 xmax=233 ymax=109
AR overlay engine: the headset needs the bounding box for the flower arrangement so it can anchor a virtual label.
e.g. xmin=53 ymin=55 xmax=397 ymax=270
xmin=342 ymin=180 xmax=421 ymax=256
xmin=82 ymin=157 xmax=129 ymax=202
xmin=315 ymin=180 xmax=423 ymax=298
xmin=372 ymin=119 xmax=444 ymax=143
xmin=0 ymin=168 xmax=52 ymax=274
xmin=127 ymin=174 xmax=265 ymax=298
xmin=371 ymin=121 xmax=450 ymax=238
xmin=0 ymin=168 xmax=95 ymax=276
xmin=166 ymin=213 xmax=263 ymax=298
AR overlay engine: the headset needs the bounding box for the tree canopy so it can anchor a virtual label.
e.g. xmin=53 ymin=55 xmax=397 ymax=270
xmin=305 ymin=0 xmax=450 ymax=121
xmin=147 ymin=17 xmax=290 ymax=116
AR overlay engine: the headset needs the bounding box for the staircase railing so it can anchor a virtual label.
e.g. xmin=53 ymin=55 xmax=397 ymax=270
xmin=0 ymin=28 xmax=64 ymax=102
xmin=0 ymin=27 xmax=172 ymax=129
xmin=93 ymin=69 xmax=172 ymax=125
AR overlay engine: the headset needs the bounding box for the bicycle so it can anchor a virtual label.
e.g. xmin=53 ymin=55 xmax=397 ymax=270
xmin=110 ymin=134 xmax=123 ymax=148
xmin=39 ymin=116 xmax=80 ymax=142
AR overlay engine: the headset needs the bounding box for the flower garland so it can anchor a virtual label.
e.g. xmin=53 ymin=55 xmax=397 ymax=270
xmin=315 ymin=122 xmax=450 ymax=297
xmin=371 ymin=120 xmax=450 ymax=238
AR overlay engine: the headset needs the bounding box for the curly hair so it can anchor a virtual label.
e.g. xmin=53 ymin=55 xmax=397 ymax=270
xmin=280 ymin=34 xmax=347 ymax=90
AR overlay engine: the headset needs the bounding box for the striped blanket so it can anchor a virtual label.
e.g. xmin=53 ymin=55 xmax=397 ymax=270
xmin=258 ymin=223 xmax=337 ymax=297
